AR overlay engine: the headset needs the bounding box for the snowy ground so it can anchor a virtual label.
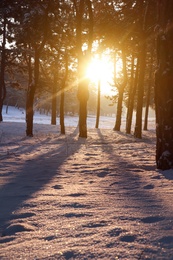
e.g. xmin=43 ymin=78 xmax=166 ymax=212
xmin=0 ymin=106 xmax=173 ymax=260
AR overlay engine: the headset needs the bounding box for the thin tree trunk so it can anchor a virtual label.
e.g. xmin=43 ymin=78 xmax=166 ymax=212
xmin=113 ymin=88 xmax=124 ymax=131
xmin=134 ymin=0 xmax=148 ymax=139
xmin=126 ymin=54 xmax=136 ymax=134
xmin=60 ymin=88 xmax=65 ymax=134
xmin=95 ymin=79 xmax=101 ymax=129
xmin=26 ymin=49 xmax=39 ymax=136
xmin=0 ymin=15 xmax=7 ymax=122
xmin=134 ymin=42 xmax=146 ymax=138
xmin=25 ymin=4 xmax=49 ymax=136
xmin=60 ymin=53 xmax=68 ymax=134
xmin=51 ymin=72 xmax=57 ymax=125
xmin=143 ymin=53 xmax=153 ymax=130
xmin=77 ymin=74 xmax=89 ymax=138
xmin=113 ymin=49 xmax=127 ymax=131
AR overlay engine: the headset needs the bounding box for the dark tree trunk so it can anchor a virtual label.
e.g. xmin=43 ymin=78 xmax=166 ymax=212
xmin=134 ymin=42 xmax=146 ymax=138
xmin=26 ymin=49 xmax=39 ymax=136
xmin=60 ymin=53 xmax=68 ymax=134
xmin=26 ymin=82 xmax=35 ymax=137
xmin=143 ymin=53 xmax=154 ymax=131
xmin=95 ymin=79 xmax=101 ymax=129
xmin=113 ymin=88 xmax=124 ymax=131
xmin=0 ymin=15 xmax=7 ymax=122
xmin=113 ymin=49 xmax=127 ymax=131
xmin=25 ymin=4 xmax=49 ymax=136
xmin=77 ymin=76 xmax=89 ymax=138
xmin=126 ymin=54 xmax=137 ymax=134
xmin=74 ymin=0 xmax=93 ymax=138
xmin=60 ymin=88 xmax=65 ymax=134
xmin=155 ymin=0 xmax=173 ymax=170
xmin=51 ymin=72 xmax=57 ymax=125
xmin=134 ymin=0 xmax=149 ymax=139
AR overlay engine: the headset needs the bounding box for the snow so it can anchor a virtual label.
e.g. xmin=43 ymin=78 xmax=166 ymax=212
xmin=0 ymin=106 xmax=173 ymax=260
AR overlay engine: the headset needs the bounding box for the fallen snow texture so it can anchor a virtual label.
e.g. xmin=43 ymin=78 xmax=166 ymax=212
xmin=0 ymin=107 xmax=173 ymax=259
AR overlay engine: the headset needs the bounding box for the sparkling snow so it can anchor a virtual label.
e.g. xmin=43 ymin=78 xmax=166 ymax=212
xmin=0 ymin=106 xmax=173 ymax=259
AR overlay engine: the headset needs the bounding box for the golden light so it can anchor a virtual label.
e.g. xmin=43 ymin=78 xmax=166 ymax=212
xmin=86 ymin=55 xmax=122 ymax=95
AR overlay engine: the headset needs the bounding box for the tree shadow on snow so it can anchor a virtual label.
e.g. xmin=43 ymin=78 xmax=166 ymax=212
xmin=0 ymin=126 xmax=83 ymax=236
xmin=95 ymin=128 xmax=172 ymax=220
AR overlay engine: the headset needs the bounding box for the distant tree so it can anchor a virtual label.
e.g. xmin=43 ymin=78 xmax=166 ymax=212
xmin=155 ymin=0 xmax=173 ymax=170
xmin=133 ymin=0 xmax=147 ymax=139
xmin=95 ymin=79 xmax=101 ymax=129
xmin=126 ymin=52 xmax=136 ymax=134
xmin=134 ymin=0 xmax=156 ymax=138
xmin=60 ymin=52 xmax=68 ymax=134
xmin=113 ymin=48 xmax=127 ymax=131
xmin=143 ymin=51 xmax=155 ymax=131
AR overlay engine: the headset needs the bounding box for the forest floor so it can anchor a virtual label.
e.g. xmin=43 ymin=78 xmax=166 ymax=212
xmin=0 ymin=108 xmax=173 ymax=259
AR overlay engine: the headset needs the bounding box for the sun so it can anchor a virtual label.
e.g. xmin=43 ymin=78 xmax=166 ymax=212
xmin=86 ymin=55 xmax=121 ymax=95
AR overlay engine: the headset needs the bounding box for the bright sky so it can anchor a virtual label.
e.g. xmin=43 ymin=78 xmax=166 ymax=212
xmin=86 ymin=53 xmax=122 ymax=96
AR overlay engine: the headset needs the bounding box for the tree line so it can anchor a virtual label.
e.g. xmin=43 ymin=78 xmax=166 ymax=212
xmin=0 ymin=0 xmax=173 ymax=170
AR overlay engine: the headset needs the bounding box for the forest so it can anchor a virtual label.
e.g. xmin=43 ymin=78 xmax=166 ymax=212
xmin=0 ymin=0 xmax=173 ymax=170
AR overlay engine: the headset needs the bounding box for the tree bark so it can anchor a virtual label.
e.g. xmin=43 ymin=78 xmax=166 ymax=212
xmin=25 ymin=3 xmax=50 ymax=136
xmin=134 ymin=41 xmax=146 ymax=138
xmin=95 ymin=79 xmax=101 ymax=129
xmin=0 ymin=15 xmax=7 ymax=122
xmin=134 ymin=0 xmax=148 ymax=139
xmin=155 ymin=0 xmax=173 ymax=170
xmin=77 ymin=74 xmax=89 ymax=138
xmin=113 ymin=49 xmax=127 ymax=131
xmin=26 ymin=49 xmax=39 ymax=136
xmin=126 ymin=53 xmax=136 ymax=134
xmin=74 ymin=0 xmax=93 ymax=138
xmin=60 ymin=53 xmax=68 ymax=135
xmin=51 ymin=72 xmax=57 ymax=125
xmin=143 ymin=53 xmax=154 ymax=131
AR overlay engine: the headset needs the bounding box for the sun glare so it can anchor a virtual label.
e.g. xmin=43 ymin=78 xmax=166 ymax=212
xmin=86 ymin=55 xmax=122 ymax=95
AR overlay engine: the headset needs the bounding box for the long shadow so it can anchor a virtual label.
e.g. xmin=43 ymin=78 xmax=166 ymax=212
xmin=95 ymin=128 xmax=172 ymax=218
xmin=0 ymin=126 xmax=83 ymax=236
xmin=95 ymin=129 xmax=173 ymax=257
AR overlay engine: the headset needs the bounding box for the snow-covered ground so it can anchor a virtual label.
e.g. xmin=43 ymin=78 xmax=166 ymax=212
xmin=0 ymin=106 xmax=173 ymax=259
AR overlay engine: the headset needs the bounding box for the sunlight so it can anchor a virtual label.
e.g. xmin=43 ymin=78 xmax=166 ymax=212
xmin=86 ymin=54 xmax=122 ymax=95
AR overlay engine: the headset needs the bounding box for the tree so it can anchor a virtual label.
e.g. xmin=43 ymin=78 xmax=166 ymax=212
xmin=143 ymin=51 xmax=154 ymax=131
xmin=0 ymin=12 xmax=7 ymax=121
xmin=155 ymin=0 xmax=173 ymax=170
xmin=133 ymin=0 xmax=147 ymax=139
xmin=73 ymin=0 xmax=93 ymax=138
xmin=60 ymin=52 xmax=68 ymax=134
xmin=113 ymin=48 xmax=127 ymax=131
xmin=95 ymin=79 xmax=101 ymax=129
xmin=126 ymin=52 xmax=136 ymax=134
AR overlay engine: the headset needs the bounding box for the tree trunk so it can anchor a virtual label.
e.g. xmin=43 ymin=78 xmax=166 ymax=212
xmin=126 ymin=54 xmax=136 ymax=134
xmin=143 ymin=53 xmax=153 ymax=130
xmin=95 ymin=79 xmax=101 ymax=129
xmin=0 ymin=15 xmax=7 ymax=122
xmin=26 ymin=49 xmax=39 ymax=137
xmin=60 ymin=52 xmax=68 ymax=134
xmin=74 ymin=0 xmax=93 ymax=138
xmin=77 ymin=75 xmax=89 ymax=138
xmin=134 ymin=0 xmax=149 ymax=139
xmin=113 ymin=88 xmax=124 ymax=131
xmin=26 ymin=82 xmax=35 ymax=137
xmin=113 ymin=49 xmax=127 ymax=131
xmin=155 ymin=0 xmax=173 ymax=170
xmin=134 ymin=41 xmax=146 ymax=139
xmin=51 ymin=72 xmax=57 ymax=125
xmin=60 ymin=87 xmax=65 ymax=134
